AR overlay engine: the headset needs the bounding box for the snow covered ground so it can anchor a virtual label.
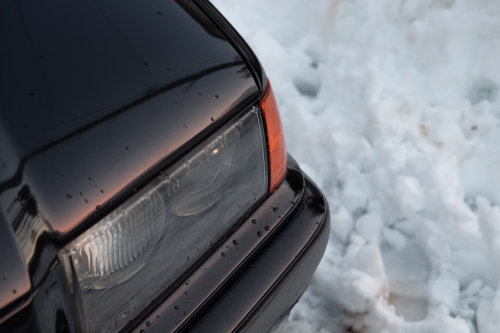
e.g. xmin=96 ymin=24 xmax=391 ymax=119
xmin=211 ymin=0 xmax=500 ymax=332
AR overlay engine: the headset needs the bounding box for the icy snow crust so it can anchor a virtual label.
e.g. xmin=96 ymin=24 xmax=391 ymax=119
xmin=211 ymin=0 xmax=500 ymax=332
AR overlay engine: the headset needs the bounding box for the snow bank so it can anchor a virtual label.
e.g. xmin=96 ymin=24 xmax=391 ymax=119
xmin=211 ymin=0 xmax=500 ymax=332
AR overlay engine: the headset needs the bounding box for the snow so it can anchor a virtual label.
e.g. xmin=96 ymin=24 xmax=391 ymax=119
xmin=210 ymin=0 xmax=500 ymax=332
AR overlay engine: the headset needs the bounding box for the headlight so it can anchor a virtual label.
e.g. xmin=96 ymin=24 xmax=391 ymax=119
xmin=168 ymin=127 xmax=239 ymax=216
xmin=70 ymin=189 xmax=166 ymax=290
xmin=60 ymin=107 xmax=268 ymax=333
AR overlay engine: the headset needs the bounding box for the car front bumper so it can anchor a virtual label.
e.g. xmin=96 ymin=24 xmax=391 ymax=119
xmin=131 ymin=155 xmax=330 ymax=333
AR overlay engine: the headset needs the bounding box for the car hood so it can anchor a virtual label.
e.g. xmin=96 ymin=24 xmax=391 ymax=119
xmin=0 ymin=0 xmax=258 ymax=310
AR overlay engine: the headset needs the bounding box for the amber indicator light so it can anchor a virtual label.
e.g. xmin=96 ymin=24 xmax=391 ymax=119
xmin=260 ymin=79 xmax=287 ymax=193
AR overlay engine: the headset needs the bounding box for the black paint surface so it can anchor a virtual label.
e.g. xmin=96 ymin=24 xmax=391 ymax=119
xmin=0 ymin=0 xmax=257 ymax=318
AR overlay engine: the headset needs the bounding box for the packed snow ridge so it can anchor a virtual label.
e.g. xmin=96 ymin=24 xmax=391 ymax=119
xmin=212 ymin=0 xmax=500 ymax=332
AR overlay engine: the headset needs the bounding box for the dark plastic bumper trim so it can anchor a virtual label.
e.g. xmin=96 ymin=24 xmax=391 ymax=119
xmin=193 ymin=176 xmax=330 ymax=333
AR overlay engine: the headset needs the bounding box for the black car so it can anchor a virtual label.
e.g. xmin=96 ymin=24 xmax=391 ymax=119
xmin=0 ymin=0 xmax=330 ymax=332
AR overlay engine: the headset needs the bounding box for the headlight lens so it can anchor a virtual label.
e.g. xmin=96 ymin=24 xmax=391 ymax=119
xmin=168 ymin=128 xmax=239 ymax=216
xmin=70 ymin=189 xmax=165 ymax=290
xmin=60 ymin=107 xmax=268 ymax=333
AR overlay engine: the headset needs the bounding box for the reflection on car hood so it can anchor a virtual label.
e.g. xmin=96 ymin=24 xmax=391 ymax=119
xmin=0 ymin=0 xmax=258 ymax=310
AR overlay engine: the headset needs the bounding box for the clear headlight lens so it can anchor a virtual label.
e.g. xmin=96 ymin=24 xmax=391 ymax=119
xmin=168 ymin=128 xmax=239 ymax=216
xmin=70 ymin=189 xmax=165 ymax=290
xmin=60 ymin=107 xmax=267 ymax=333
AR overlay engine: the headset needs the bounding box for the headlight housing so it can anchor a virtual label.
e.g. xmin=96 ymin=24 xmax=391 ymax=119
xmin=60 ymin=107 xmax=268 ymax=333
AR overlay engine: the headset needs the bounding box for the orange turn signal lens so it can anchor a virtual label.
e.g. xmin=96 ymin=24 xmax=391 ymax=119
xmin=260 ymin=79 xmax=287 ymax=193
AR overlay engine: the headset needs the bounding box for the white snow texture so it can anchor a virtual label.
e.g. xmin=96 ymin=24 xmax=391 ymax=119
xmin=211 ymin=0 xmax=500 ymax=332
